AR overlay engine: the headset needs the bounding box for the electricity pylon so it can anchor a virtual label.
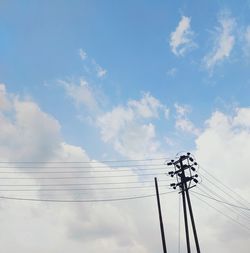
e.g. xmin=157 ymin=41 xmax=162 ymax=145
xmin=167 ymin=153 xmax=201 ymax=253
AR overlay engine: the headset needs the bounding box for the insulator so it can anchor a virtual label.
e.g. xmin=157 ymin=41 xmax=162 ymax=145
xmin=183 ymin=164 xmax=190 ymax=169
xmin=187 ymin=152 xmax=190 ymax=156
xmin=189 ymin=157 xmax=194 ymax=162
xmin=193 ymin=178 xmax=198 ymax=183
xmin=194 ymin=174 xmax=198 ymax=177
xmin=167 ymin=162 xmax=172 ymax=166
xmin=176 ymin=164 xmax=180 ymax=169
xmin=191 ymin=167 xmax=196 ymax=171
xmin=194 ymin=162 xmax=197 ymax=166
xmin=168 ymin=171 xmax=173 ymax=175
xmin=170 ymin=183 xmax=176 ymax=187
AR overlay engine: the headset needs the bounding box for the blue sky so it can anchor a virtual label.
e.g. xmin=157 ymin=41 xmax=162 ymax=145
xmin=2 ymin=0 xmax=250 ymax=159
xmin=1 ymin=0 xmax=250 ymax=161
xmin=1 ymin=1 xmax=250 ymax=252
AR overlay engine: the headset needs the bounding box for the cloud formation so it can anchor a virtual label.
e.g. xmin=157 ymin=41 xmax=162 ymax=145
xmin=0 ymin=84 xmax=172 ymax=253
xmin=79 ymin=48 xmax=87 ymax=60
xmin=96 ymin=64 xmax=107 ymax=78
xmin=194 ymin=108 xmax=250 ymax=253
xmin=170 ymin=16 xmax=196 ymax=56
xmin=174 ymin=103 xmax=200 ymax=136
xmin=203 ymin=12 xmax=236 ymax=71
xmin=60 ymin=78 xmax=99 ymax=112
xmin=0 ymin=84 xmax=249 ymax=253
xmin=97 ymin=93 xmax=169 ymax=159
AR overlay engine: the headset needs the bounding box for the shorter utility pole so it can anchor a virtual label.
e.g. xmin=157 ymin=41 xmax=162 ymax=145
xmin=154 ymin=177 xmax=168 ymax=253
xmin=167 ymin=153 xmax=201 ymax=253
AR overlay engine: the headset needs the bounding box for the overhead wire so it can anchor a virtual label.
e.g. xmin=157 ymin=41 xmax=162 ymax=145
xmin=0 ymin=157 xmax=169 ymax=164
xmin=199 ymin=165 xmax=250 ymax=206
xmin=0 ymin=164 xmax=167 ymax=169
xmin=0 ymin=179 xmax=172 ymax=187
xmin=0 ymin=172 xmax=167 ymax=180
xmin=0 ymin=166 xmax=167 ymax=173
xmin=0 ymin=184 xmax=171 ymax=192
xmin=199 ymin=171 xmax=250 ymax=209
xmin=191 ymin=193 xmax=250 ymax=233
xmin=191 ymin=191 xmax=250 ymax=212
xmin=198 ymin=173 xmax=250 ymax=221
xmin=0 ymin=190 xmax=176 ymax=203
xmin=195 ymin=183 xmax=250 ymax=226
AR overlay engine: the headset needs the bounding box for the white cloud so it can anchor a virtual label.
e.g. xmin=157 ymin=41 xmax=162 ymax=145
xmin=193 ymin=108 xmax=250 ymax=252
xmin=79 ymin=48 xmax=87 ymax=60
xmin=0 ymin=84 xmax=172 ymax=253
xmin=97 ymin=106 xmax=134 ymax=142
xmin=78 ymin=49 xmax=106 ymax=78
xmin=97 ymin=93 xmax=168 ymax=158
xmin=233 ymin=107 xmax=250 ymax=127
xmin=96 ymin=65 xmax=107 ymax=78
xmin=128 ymin=92 xmax=168 ymax=119
xmin=174 ymin=103 xmax=200 ymax=136
xmin=0 ymin=88 xmax=61 ymax=161
xmin=174 ymin=103 xmax=191 ymax=117
xmin=175 ymin=118 xmax=200 ymax=136
xmin=60 ymin=78 xmax=99 ymax=112
xmin=1 ymin=84 xmax=249 ymax=252
xmin=170 ymin=16 xmax=196 ymax=56
xmin=91 ymin=59 xmax=107 ymax=78
xmin=204 ymin=12 xmax=236 ymax=71
xmin=0 ymin=84 xmax=10 ymax=110
xmin=166 ymin=67 xmax=177 ymax=77
xmin=113 ymin=123 xmax=160 ymax=159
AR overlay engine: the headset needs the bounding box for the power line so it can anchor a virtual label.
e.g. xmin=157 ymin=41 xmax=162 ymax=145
xmin=0 ymin=166 xmax=167 ymax=173
xmin=0 ymin=191 xmax=176 ymax=203
xmin=0 ymin=164 xmax=166 ymax=169
xmin=0 ymin=184 xmax=171 ymax=192
xmin=0 ymin=172 xmax=167 ymax=180
xmin=198 ymin=178 xmax=250 ymax=222
xmin=0 ymin=179 xmax=172 ymax=187
xmin=199 ymin=171 xmax=250 ymax=209
xmin=191 ymin=191 xmax=250 ymax=212
xmin=0 ymin=157 xmax=169 ymax=164
xmin=199 ymin=166 xmax=250 ymax=206
xmin=192 ymin=193 xmax=250 ymax=233
xmin=196 ymin=185 xmax=250 ymax=224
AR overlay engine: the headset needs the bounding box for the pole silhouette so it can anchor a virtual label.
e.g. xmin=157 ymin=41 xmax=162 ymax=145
xmin=154 ymin=177 xmax=167 ymax=253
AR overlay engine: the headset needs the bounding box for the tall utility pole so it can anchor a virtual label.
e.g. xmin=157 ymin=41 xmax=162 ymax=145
xmin=167 ymin=153 xmax=201 ymax=253
xmin=154 ymin=177 xmax=168 ymax=253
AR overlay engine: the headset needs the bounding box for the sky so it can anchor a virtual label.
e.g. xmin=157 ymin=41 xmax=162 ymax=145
xmin=0 ymin=1 xmax=250 ymax=252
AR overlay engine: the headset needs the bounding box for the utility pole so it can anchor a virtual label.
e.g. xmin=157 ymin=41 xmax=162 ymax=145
xmin=167 ymin=153 xmax=201 ymax=253
xmin=154 ymin=177 xmax=168 ymax=253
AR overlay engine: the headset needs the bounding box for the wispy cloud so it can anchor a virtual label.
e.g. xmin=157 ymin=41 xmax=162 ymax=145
xmin=90 ymin=59 xmax=107 ymax=78
xmin=170 ymin=16 xmax=196 ymax=56
xmin=203 ymin=12 xmax=236 ymax=71
xmin=79 ymin=48 xmax=87 ymax=60
xmin=166 ymin=67 xmax=177 ymax=77
xmin=242 ymin=26 xmax=250 ymax=58
xmin=96 ymin=64 xmax=107 ymax=78
xmin=174 ymin=103 xmax=200 ymax=136
xmin=78 ymin=49 xmax=107 ymax=78
xmin=59 ymin=78 xmax=99 ymax=112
